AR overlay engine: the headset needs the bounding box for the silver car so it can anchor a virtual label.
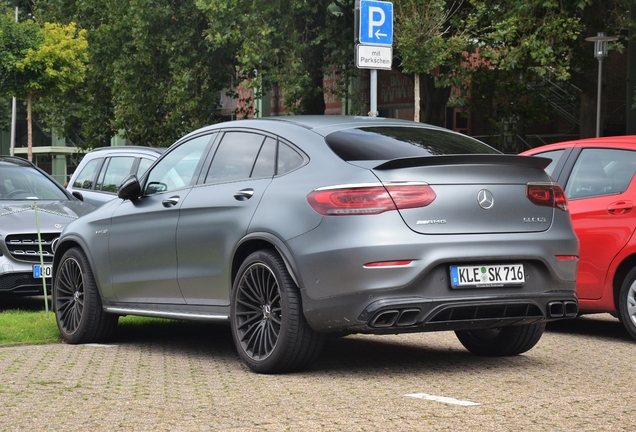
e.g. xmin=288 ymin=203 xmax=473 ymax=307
xmin=52 ymin=116 xmax=579 ymax=373
xmin=67 ymin=146 xmax=166 ymax=207
xmin=0 ymin=156 xmax=95 ymax=296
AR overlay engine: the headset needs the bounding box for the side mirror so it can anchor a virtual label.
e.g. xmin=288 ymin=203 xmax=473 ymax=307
xmin=71 ymin=191 xmax=84 ymax=201
xmin=118 ymin=174 xmax=141 ymax=201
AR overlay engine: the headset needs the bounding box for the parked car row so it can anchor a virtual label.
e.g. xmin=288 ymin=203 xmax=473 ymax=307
xmin=3 ymin=116 xmax=634 ymax=374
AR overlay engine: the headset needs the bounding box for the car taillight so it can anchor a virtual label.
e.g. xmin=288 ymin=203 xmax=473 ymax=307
xmin=306 ymin=184 xmax=436 ymax=216
xmin=526 ymin=182 xmax=568 ymax=212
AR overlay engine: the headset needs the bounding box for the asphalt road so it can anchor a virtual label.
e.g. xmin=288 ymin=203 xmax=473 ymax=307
xmin=0 ymin=297 xmax=634 ymax=431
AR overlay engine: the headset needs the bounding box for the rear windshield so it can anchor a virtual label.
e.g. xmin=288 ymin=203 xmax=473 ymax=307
xmin=325 ymin=126 xmax=499 ymax=161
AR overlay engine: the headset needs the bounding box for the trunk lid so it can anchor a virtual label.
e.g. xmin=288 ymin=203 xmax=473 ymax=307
xmin=371 ymin=155 xmax=554 ymax=235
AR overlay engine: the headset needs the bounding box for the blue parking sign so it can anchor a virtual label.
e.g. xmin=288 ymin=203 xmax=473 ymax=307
xmin=359 ymin=0 xmax=393 ymax=46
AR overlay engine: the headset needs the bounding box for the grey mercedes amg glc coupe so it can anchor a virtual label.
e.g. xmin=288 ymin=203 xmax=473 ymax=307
xmin=52 ymin=116 xmax=579 ymax=373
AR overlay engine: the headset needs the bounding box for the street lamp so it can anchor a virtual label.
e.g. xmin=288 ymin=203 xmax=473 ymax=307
xmin=585 ymin=32 xmax=618 ymax=137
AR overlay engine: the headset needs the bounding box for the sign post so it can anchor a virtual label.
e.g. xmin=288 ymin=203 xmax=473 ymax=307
xmin=355 ymin=0 xmax=393 ymax=117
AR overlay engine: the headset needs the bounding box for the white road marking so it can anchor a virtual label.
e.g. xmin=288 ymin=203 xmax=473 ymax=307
xmin=405 ymin=393 xmax=481 ymax=406
xmin=84 ymin=344 xmax=117 ymax=348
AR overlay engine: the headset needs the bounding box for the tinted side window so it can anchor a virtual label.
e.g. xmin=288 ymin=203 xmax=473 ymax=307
xmin=251 ymin=137 xmax=276 ymax=178
xmin=72 ymin=158 xmax=102 ymax=190
xmin=97 ymin=156 xmax=135 ymax=193
xmin=565 ymin=148 xmax=636 ymax=199
xmin=206 ymin=132 xmax=265 ymax=183
xmin=137 ymin=157 xmax=154 ymax=177
xmin=532 ymin=149 xmax=565 ymax=177
xmin=278 ymin=142 xmax=304 ymax=175
xmin=145 ymin=135 xmax=211 ymax=194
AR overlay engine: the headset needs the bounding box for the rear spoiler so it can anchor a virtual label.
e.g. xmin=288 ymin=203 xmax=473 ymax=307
xmin=373 ymin=154 xmax=550 ymax=171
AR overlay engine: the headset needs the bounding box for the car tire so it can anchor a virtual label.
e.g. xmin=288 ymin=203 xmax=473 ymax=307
xmin=53 ymin=247 xmax=118 ymax=344
xmin=618 ymin=267 xmax=636 ymax=340
xmin=455 ymin=322 xmax=546 ymax=356
xmin=231 ymin=250 xmax=325 ymax=374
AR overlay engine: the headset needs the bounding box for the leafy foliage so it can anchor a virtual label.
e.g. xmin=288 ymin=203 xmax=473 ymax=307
xmin=0 ymin=11 xmax=87 ymax=158
xmin=15 ymin=0 xmax=634 ymax=148
xmin=14 ymin=21 xmax=87 ymax=97
xmin=394 ymin=0 xmax=466 ymax=75
xmin=197 ymin=0 xmax=356 ymax=115
xmin=0 ymin=10 xmax=40 ymax=98
xmin=37 ymin=0 xmax=235 ymax=148
xmin=441 ymin=0 xmax=586 ymax=143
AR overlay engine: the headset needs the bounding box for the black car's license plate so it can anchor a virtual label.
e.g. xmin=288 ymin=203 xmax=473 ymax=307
xmin=450 ymin=264 xmax=525 ymax=288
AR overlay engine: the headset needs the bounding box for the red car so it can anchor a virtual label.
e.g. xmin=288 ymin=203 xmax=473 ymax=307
xmin=521 ymin=137 xmax=636 ymax=339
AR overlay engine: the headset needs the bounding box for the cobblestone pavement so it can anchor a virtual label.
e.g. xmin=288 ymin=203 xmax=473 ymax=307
xmin=0 ymin=304 xmax=635 ymax=431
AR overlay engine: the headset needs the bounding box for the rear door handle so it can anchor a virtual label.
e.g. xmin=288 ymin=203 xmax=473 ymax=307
xmin=162 ymin=196 xmax=180 ymax=207
xmin=608 ymin=201 xmax=633 ymax=215
xmin=234 ymin=188 xmax=254 ymax=201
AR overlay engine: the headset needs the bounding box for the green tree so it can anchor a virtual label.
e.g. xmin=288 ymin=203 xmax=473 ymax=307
xmin=38 ymin=0 xmax=236 ymax=148
xmin=442 ymin=0 xmax=634 ymax=146
xmin=394 ymin=0 xmax=630 ymax=146
xmin=0 ymin=10 xmax=39 ymax=105
xmin=16 ymin=22 xmax=87 ymax=161
xmin=197 ymin=0 xmax=356 ymax=115
xmin=394 ymin=0 xmax=466 ymax=125
xmin=0 ymin=13 xmax=85 ymax=160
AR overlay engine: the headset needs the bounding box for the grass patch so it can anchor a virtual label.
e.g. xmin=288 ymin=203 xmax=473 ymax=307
xmin=0 ymin=306 xmax=195 ymax=347
xmin=0 ymin=310 xmax=60 ymax=346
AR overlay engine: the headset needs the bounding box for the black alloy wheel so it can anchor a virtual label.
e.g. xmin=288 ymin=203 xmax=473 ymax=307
xmin=54 ymin=247 xmax=118 ymax=344
xmin=231 ymin=250 xmax=324 ymax=374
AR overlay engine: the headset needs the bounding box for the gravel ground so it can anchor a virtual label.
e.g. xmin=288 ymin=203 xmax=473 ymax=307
xmin=0 ymin=313 xmax=634 ymax=431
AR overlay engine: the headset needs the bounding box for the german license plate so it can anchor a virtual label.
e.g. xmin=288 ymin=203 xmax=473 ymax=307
xmin=33 ymin=264 xmax=52 ymax=279
xmin=450 ymin=264 xmax=525 ymax=288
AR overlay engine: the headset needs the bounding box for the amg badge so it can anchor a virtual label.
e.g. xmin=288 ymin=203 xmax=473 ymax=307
xmin=416 ymin=219 xmax=447 ymax=225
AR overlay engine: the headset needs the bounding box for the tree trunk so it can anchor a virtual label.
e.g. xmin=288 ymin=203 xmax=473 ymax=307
xmin=27 ymin=93 xmax=33 ymax=162
xmin=302 ymin=69 xmax=327 ymax=115
xmin=414 ymin=74 xmax=420 ymax=122
xmin=419 ymin=73 xmax=451 ymax=126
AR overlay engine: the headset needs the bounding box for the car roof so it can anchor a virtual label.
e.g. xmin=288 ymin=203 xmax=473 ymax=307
xmin=522 ymin=136 xmax=636 ymax=154
xmin=81 ymin=146 xmax=167 ymax=156
xmin=185 ymin=115 xmax=464 ymax=140
xmin=0 ymin=156 xmax=37 ymax=168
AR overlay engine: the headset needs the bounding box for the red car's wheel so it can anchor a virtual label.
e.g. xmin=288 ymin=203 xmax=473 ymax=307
xmin=618 ymin=267 xmax=636 ymax=340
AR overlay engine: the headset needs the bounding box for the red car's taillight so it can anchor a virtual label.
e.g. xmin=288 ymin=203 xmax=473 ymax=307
xmin=306 ymin=184 xmax=436 ymax=216
xmin=526 ymin=182 xmax=568 ymax=212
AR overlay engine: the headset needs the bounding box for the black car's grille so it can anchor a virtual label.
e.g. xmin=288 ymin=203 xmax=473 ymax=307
xmin=5 ymin=233 xmax=59 ymax=263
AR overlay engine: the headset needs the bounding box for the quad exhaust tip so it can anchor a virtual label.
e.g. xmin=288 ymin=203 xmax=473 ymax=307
xmin=369 ymin=301 xmax=578 ymax=329
xmin=548 ymin=301 xmax=578 ymax=318
xmin=370 ymin=308 xmax=421 ymax=328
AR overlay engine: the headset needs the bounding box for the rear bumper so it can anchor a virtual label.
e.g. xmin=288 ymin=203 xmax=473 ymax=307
xmin=287 ymin=211 xmax=578 ymax=333
xmin=302 ymin=290 xmax=578 ymax=334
